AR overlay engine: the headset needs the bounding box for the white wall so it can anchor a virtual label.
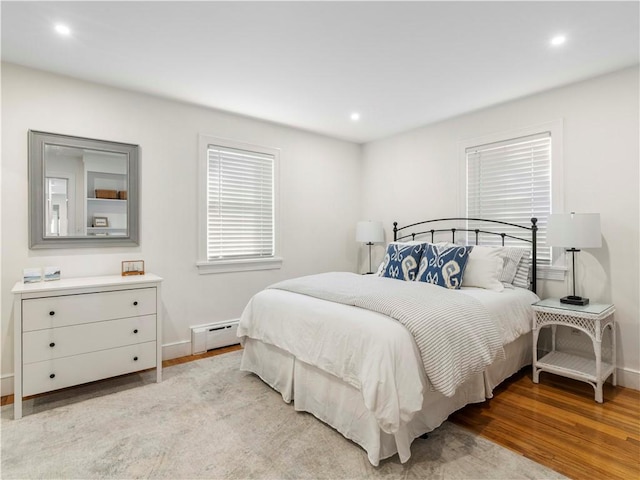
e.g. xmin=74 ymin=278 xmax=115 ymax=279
xmin=3 ymin=62 xmax=638 ymax=394
xmin=362 ymin=67 xmax=640 ymax=388
xmin=1 ymin=63 xmax=362 ymax=394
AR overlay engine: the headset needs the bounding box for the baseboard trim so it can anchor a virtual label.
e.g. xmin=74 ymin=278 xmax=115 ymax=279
xmin=616 ymin=366 xmax=640 ymax=391
xmin=1 ymin=373 xmax=13 ymax=397
xmin=162 ymin=340 xmax=192 ymax=361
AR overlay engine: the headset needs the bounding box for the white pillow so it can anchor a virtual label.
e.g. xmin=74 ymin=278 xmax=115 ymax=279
xmin=461 ymin=246 xmax=505 ymax=292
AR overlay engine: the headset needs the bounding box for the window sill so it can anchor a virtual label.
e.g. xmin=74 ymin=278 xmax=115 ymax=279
xmin=196 ymin=256 xmax=283 ymax=274
xmin=537 ymin=264 xmax=568 ymax=281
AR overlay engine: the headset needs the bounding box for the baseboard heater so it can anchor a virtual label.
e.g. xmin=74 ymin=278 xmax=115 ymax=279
xmin=191 ymin=320 xmax=240 ymax=355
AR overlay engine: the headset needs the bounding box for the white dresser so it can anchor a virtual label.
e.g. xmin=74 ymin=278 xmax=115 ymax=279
xmin=12 ymin=274 xmax=163 ymax=419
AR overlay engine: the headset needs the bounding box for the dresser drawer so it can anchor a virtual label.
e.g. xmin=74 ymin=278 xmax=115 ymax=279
xmin=23 ymin=341 xmax=157 ymax=396
xmin=22 ymin=315 xmax=157 ymax=364
xmin=22 ymin=288 xmax=156 ymax=332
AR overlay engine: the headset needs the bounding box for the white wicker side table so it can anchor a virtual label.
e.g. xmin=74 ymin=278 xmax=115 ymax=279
xmin=532 ymin=298 xmax=615 ymax=403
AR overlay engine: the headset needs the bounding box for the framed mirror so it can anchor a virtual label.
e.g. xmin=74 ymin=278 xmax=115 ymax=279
xmin=29 ymin=131 xmax=139 ymax=248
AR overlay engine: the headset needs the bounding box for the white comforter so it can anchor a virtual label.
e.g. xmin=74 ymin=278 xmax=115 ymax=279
xmin=268 ymin=273 xmax=504 ymax=398
xmin=237 ymin=274 xmax=538 ymax=434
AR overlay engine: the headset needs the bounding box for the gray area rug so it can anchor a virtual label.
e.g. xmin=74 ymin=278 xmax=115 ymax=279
xmin=1 ymin=351 xmax=565 ymax=479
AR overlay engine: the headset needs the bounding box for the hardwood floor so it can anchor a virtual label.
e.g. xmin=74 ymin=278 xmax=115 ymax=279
xmin=450 ymin=368 xmax=640 ymax=480
xmin=3 ymin=346 xmax=638 ymax=480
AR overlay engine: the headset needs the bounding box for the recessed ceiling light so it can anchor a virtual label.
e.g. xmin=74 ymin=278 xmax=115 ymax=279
xmin=54 ymin=24 xmax=71 ymax=36
xmin=350 ymin=112 xmax=360 ymax=121
xmin=550 ymin=35 xmax=566 ymax=46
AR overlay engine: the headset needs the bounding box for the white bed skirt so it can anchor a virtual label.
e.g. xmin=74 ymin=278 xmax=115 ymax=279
xmin=240 ymin=334 xmax=532 ymax=466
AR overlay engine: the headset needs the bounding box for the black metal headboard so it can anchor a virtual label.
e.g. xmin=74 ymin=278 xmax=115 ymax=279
xmin=393 ymin=217 xmax=538 ymax=293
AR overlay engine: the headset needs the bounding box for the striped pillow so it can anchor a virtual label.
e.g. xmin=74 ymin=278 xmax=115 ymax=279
xmin=498 ymin=247 xmax=527 ymax=284
xmin=512 ymin=254 xmax=531 ymax=289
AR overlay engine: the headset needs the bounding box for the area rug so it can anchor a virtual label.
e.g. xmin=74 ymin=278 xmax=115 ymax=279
xmin=1 ymin=351 xmax=565 ymax=479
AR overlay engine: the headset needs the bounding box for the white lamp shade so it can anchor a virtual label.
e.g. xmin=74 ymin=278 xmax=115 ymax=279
xmin=546 ymin=213 xmax=602 ymax=248
xmin=356 ymin=220 xmax=384 ymax=243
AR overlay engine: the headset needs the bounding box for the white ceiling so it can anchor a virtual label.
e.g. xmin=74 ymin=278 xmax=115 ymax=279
xmin=2 ymin=1 xmax=638 ymax=144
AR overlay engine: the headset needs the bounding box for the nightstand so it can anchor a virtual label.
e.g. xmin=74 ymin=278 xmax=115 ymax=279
xmin=532 ymin=298 xmax=615 ymax=403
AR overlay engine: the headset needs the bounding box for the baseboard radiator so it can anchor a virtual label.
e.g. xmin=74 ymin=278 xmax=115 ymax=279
xmin=191 ymin=320 xmax=240 ymax=355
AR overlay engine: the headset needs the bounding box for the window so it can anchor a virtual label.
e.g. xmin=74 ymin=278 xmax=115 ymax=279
xmin=197 ymin=135 xmax=281 ymax=274
xmin=466 ymin=132 xmax=552 ymax=262
xmin=460 ymin=120 xmax=564 ymax=276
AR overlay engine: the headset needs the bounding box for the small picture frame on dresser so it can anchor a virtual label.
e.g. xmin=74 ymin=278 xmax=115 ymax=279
xmin=122 ymin=260 xmax=145 ymax=276
xmin=23 ymin=268 xmax=42 ymax=284
xmin=44 ymin=266 xmax=61 ymax=281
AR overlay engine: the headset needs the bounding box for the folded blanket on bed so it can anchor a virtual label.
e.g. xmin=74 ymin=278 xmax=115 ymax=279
xmin=268 ymin=272 xmax=505 ymax=398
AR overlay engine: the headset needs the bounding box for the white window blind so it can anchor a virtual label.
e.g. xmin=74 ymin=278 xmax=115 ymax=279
xmin=466 ymin=132 xmax=551 ymax=262
xmin=207 ymin=145 xmax=274 ymax=260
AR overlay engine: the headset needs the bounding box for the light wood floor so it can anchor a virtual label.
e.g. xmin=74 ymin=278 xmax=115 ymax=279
xmin=3 ymin=346 xmax=638 ymax=480
xmin=450 ymin=368 xmax=640 ymax=480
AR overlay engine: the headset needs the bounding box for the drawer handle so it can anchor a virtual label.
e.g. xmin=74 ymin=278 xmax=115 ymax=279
xmin=133 ymin=329 xmax=138 ymax=334
xmin=49 ymin=311 xmax=55 ymax=316
xmin=49 ymin=373 xmax=55 ymax=379
xmin=49 ymin=342 xmax=55 ymax=348
xmin=133 ymin=301 xmax=138 ymax=306
xmin=133 ymin=356 xmax=139 ymax=361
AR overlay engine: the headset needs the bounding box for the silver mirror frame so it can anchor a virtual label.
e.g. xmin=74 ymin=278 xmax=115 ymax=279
xmin=29 ymin=130 xmax=140 ymax=249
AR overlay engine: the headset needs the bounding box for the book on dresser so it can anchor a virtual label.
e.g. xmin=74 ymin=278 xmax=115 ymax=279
xmin=11 ymin=273 xmax=163 ymax=419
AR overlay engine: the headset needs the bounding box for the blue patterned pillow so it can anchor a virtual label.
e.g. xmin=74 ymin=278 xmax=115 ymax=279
xmin=416 ymin=244 xmax=473 ymax=289
xmin=380 ymin=243 xmax=425 ymax=281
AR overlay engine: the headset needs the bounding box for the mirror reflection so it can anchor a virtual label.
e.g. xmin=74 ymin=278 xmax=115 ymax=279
xmin=29 ymin=131 xmax=139 ymax=248
xmin=44 ymin=145 xmax=128 ymax=237
xmin=45 ymin=177 xmax=69 ymax=236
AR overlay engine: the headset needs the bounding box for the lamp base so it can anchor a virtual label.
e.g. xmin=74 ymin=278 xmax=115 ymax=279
xmin=560 ymin=295 xmax=589 ymax=306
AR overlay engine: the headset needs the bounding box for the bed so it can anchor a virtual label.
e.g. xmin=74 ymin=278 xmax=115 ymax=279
xmin=237 ymin=218 xmax=540 ymax=466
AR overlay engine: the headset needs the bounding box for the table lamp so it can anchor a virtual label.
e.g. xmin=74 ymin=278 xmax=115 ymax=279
xmin=546 ymin=212 xmax=601 ymax=305
xmin=356 ymin=220 xmax=384 ymax=274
